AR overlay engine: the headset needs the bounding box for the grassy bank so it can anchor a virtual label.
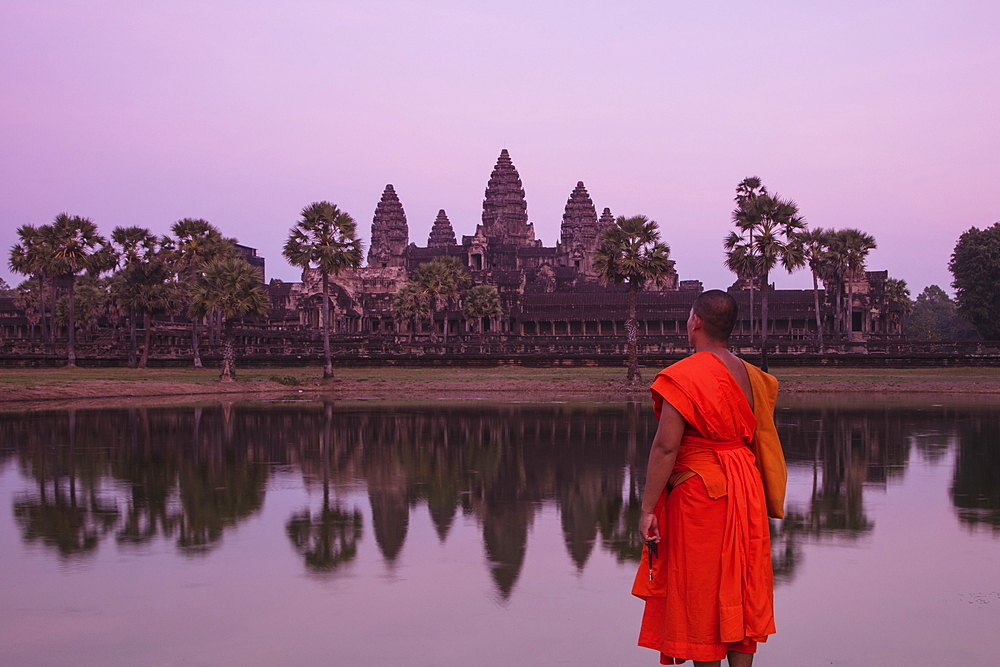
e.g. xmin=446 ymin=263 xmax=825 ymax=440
xmin=1 ymin=364 xmax=999 ymax=409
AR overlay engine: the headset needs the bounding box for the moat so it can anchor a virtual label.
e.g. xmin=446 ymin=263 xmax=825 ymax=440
xmin=1 ymin=397 xmax=998 ymax=666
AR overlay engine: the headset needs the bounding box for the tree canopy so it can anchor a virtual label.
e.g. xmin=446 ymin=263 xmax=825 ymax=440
xmin=949 ymin=222 xmax=1000 ymax=340
xmin=906 ymin=285 xmax=980 ymax=342
xmin=189 ymin=257 xmax=270 ymax=381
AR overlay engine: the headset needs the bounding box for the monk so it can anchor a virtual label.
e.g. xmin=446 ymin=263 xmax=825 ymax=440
xmin=632 ymin=290 xmax=786 ymax=666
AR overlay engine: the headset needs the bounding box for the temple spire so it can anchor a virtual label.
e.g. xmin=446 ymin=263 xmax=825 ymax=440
xmin=598 ymin=207 xmax=615 ymax=232
xmin=367 ymin=184 xmax=408 ymax=268
xmin=558 ymin=182 xmax=602 ymax=276
xmin=560 ymin=181 xmax=599 ymax=247
xmin=481 ymin=149 xmax=535 ymax=246
xmin=427 ymin=210 xmax=457 ymax=247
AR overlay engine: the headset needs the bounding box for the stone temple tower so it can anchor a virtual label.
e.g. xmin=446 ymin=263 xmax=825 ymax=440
xmin=481 ymin=149 xmax=537 ymax=246
xmin=598 ymin=207 xmax=615 ymax=234
xmin=427 ymin=210 xmax=457 ymax=248
xmin=367 ymin=184 xmax=409 ymax=268
xmin=559 ymin=181 xmax=601 ymax=275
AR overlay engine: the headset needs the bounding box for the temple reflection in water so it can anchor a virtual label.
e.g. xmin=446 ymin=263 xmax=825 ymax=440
xmin=1 ymin=398 xmax=998 ymax=598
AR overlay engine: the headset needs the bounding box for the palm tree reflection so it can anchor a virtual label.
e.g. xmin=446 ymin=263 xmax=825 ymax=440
xmin=13 ymin=409 xmax=119 ymax=559
xmin=287 ymin=505 xmax=362 ymax=573
xmin=770 ymin=404 xmax=913 ymax=584
xmin=287 ymin=402 xmax=363 ymax=573
xmin=6 ymin=399 xmax=993 ymax=600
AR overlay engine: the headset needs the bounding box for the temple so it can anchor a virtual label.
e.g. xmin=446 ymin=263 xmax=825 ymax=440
xmin=0 ymin=149 xmax=911 ymax=357
xmin=268 ymin=149 xmax=904 ymax=348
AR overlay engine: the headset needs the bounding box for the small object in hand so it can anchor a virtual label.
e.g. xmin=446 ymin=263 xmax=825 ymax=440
xmin=646 ymin=539 xmax=658 ymax=580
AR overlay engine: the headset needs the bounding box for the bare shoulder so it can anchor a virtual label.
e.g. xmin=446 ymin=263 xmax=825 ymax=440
xmin=718 ymin=350 xmax=754 ymax=409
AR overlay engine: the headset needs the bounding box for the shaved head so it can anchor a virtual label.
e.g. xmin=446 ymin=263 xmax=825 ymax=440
xmin=692 ymin=290 xmax=738 ymax=342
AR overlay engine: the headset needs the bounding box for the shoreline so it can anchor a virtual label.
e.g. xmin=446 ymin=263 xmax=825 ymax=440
xmin=2 ymin=366 xmax=999 ymax=410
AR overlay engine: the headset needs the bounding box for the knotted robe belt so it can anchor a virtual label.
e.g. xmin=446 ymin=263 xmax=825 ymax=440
xmin=666 ymin=435 xmax=767 ymax=644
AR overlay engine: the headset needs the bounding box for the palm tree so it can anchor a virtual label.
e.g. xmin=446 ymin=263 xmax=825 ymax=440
xmin=827 ymin=229 xmax=877 ymax=338
xmin=723 ymin=237 xmax=758 ymax=340
xmin=13 ymin=278 xmax=44 ymax=341
xmin=165 ymin=219 xmax=234 ymax=368
xmin=110 ymin=226 xmax=162 ymax=367
xmin=795 ymin=228 xmax=832 ymax=347
xmin=726 ymin=183 xmax=805 ymax=369
xmin=112 ymin=255 xmax=181 ymax=368
xmin=283 ymin=201 xmax=363 ymax=380
xmin=730 ymin=177 xmax=768 ymax=340
xmin=8 ymin=224 xmax=54 ymax=342
xmin=463 ymin=285 xmax=504 ymax=339
xmin=594 ymin=215 xmax=675 ymax=382
xmin=392 ymin=281 xmax=430 ymax=342
xmin=884 ymin=278 xmax=912 ymax=334
xmin=413 ymin=257 xmax=471 ymax=343
xmin=55 ymin=276 xmax=111 ymax=338
xmin=187 ymin=257 xmax=270 ymax=381
xmin=44 ymin=214 xmax=111 ymax=366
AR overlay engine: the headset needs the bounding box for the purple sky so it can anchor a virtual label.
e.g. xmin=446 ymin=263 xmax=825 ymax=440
xmin=3 ymin=1 xmax=998 ymax=295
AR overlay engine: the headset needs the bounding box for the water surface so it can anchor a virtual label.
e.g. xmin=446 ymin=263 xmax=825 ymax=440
xmin=0 ymin=396 xmax=998 ymax=666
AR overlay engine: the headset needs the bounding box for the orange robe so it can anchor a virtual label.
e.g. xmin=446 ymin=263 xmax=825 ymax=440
xmin=632 ymin=352 xmax=782 ymax=665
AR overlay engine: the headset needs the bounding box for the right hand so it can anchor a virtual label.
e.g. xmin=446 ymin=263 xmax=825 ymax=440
xmin=639 ymin=511 xmax=660 ymax=543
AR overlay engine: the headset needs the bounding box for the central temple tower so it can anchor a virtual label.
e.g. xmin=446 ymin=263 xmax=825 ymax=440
xmin=481 ymin=149 xmax=538 ymax=246
xmin=367 ymin=184 xmax=409 ymax=268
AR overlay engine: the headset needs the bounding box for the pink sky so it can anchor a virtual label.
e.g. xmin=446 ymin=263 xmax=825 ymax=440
xmin=2 ymin=1 xmax=998 ymax=296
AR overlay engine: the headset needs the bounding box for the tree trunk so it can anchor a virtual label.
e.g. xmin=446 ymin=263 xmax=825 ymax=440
xmin=428 ymin=299 xmax=439 ymax=343
xmin=812 ymin=269 xmax=824 ymax=349
xmin=48 ymin=276 xmax=57 ymax=345
xmin=760 ymin=271 xmax=769 ymax=372
xmin=191 ymin=319 xmax=203 ymax=368
xmin=748 ymin=228 xmax=755 ymax=344
xmin=128 ymin=307 xmax=138 ymax=368
xmin=219 ymin=323 xmax=235 ymax=382
xmin=140 ymin=311 xmax=152 ymax=368
xmin=67 ymin=275 xmax=77 ymax=367
xmin=322 ymin=272 xmax=333 ymax=379
xmin=38 ymin=275 xmax=50 ymax=343
xmin=626 ymin=280 xmax=640 ymax=382
xmin=832 ymin=280 xmax=842 ymax=336
xmin=847 ymin=274 xmax=855 ymax=340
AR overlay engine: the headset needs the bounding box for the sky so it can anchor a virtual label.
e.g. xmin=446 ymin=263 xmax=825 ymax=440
xmin=2 ymin=0 xmax=998 ymax=295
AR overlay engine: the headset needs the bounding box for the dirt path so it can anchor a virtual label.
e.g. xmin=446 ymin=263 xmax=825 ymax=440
xmin=2 ymin=366 xmax=999 ymax=411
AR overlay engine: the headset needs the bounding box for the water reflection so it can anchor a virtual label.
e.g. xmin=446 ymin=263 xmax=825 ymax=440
xmin=2 ymin=398 xmax=998 ymax=597
xmin=952 ymin=411 xmax=1000 ymax=532
xmin=286 ymin=403 xmax=363 ymax=574
xmin=770 ymin=400 xmax=1000 ymax=583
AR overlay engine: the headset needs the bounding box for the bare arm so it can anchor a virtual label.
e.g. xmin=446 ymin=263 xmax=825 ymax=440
xmin=638 ymin=401 xmax=685 ymax=543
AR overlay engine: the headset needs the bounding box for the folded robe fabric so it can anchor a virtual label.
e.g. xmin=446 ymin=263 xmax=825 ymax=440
xmin=742 ymin=360 xmax=786 ymax=520
xmin=632 ymin=352 xmax=783 ymax=664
